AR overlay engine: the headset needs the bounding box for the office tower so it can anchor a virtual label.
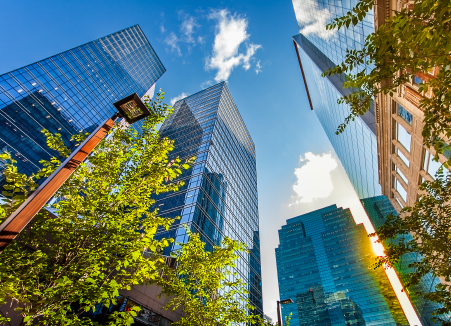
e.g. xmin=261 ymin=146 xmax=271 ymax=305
xmin=275 ymin=205 xmax=408 ymax=326
xmin=361 ymin=196 xmax=443 ymax=326
xmin=0 ymin=25 xmax=165 ymax=183
xmin=292 ymin=0 xmax=380 ymax=198
xmin=150 ymin=82 xmax=263 ymax=315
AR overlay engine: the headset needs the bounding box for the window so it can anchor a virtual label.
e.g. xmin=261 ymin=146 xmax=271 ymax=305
xmin=396 ymin=166 xmax=408 ymax=184
xmin=395 ymin=178 xmax=408 ymax=202
xmin=413 ymin=75 xmax=424 ymax=86
xmin=396 ymin=147 xmax=410 ymax=167
xmin=397 ymin=105 xmax=412 ymax=125
xmin=395 ymin=196 xmax=404 ymax=208
xmin=396 ymin=123 xmax=411 ymax=152
xmin=423 ymin=149 xmax=449 ymax=178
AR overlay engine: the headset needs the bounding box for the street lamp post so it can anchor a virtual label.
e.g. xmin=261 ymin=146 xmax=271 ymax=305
xmin=0 ymin=93 xmax=150 ymax=253
xmin=277 ymin=298 xmax=293 ymax=326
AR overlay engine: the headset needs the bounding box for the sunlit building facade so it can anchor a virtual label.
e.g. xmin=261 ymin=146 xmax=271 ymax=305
xmin=153 ymin=82 xmax=263 ymax=315
xmin=373 ymin=0 xmax=450 ymax=211
xmin=291 ymin=0 xmax=380 ymax=199
xmin=0 ymin=25 xmax=164 ymax=183
xmin=276 ymin=205 xmax=408 ymax=326
xmin=361 ymin=196 xmax=444 ymax=326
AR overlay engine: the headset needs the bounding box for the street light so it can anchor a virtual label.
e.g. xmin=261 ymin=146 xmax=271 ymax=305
xmin=0 ymin=93 xmax=149 ymax=253
xmin=277 ymin=298 xmax=293 ymax=326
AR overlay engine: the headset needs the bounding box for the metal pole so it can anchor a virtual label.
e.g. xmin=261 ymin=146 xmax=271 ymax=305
xmin=0 ymin=117 xmax=115 ymax=253
xmin=277 ymin=301 xmax=282 ymax=326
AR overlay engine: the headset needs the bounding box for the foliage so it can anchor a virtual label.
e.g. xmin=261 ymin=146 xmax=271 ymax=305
xmin=0 ymin=91 xmax=193 ymax=325
xmin=323 ymin=0 xmax=451 ymax=164
xmin=371 ymin=169 xmax=451 ymax=321
xmin=280 ymin=313 xmax=292 ymax=326
xmin=155 ymin=231 xmax=259 ymax=326
xmin=250 ymin=312 xmax=292 ymax=326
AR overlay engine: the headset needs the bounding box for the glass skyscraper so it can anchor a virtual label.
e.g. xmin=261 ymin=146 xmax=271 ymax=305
xmin=0 ymin=25 xmax=165 ymax=182
xmin=292 ymin=0 xmax=380 ymax=198
xmin=153 ymin=82 xmax=263 ymax=315
xmin=361 ymin=196 xmax=446 ymax=326
xmin=276 ymin=205 xmax=408 ymax=326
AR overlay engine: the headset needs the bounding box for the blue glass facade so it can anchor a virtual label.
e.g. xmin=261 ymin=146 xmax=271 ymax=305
xmin=361 ymin=196 xmax=445 ymax=326
xmin=0 ymin=25 xmax=165 ymax=182
xmin=292 ymin=0 xmax=381 ymax=199
xmin=153 ymin=82 xmax=263 ymax=314
xmin=276 ymin=205 xmax=408 ymax=326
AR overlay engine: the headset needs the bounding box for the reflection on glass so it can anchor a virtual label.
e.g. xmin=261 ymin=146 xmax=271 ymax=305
xmin=413 ymin=76 xmax=424 ymax=86
xmin=0 ymin=92 xmax=78 ymax=183
xmin=396 ymin=147 xmax=410 ymax=167
xmin=396 ymin=166 xmax=408 ymax=184
xmin=297 ymin=286 xmax=366 ymax=326
xmin=0 ymin=25 xmax=165 ymax=184
xmin=397 ymin=123 xmax=411 ymax=152
xmin=397 ymin=105 xmax=413 ymax=125
xmin=395 ymin=196 xmax=404 ymax=208
xmin=152 ymin=82 xmax=263 ymax=315
xmin=423 ymin=149 xmax=449 ymax=178
xmin=276 ymin=205 xmax=408 ymax=326
xmin=292 ymin=0 xmax=381 ymax=199
xmin=395 ymin=179 xmax=408 ymax=202
xmin=361 ymin=196 xmax=446 ymax=326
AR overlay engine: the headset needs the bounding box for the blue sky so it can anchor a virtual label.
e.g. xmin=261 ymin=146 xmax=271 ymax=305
xmin=0 ymin=0 xmax=368 ymax=321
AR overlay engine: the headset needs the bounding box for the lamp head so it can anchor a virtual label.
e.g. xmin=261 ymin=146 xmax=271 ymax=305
xmin=113 ymin=93 xmax=150 ymax=124
xmin=280 ymin=299 xmax=293 ymax=305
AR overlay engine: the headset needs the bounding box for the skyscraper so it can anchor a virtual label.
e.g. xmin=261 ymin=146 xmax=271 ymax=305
xmin=361 ymin=196 xmax=444 ymax=326
xmin=152 ymin=82 xmax=263 ymax=315
xmin=291 ymin=0 xmax=380 ymax=198
xmin=275 ymin=205 xmax=408 ymax=326
xmin=0 ymin=25 xmax=165 ymax=182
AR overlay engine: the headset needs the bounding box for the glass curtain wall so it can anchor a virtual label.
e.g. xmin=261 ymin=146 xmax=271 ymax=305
xmin=361 ymin=196 xmax=446 ymax=326
xmin=153 ymin=82 xmax=263 ymax=315
xmin=292 ymin=0 xmax=381 ymax=199
xmin=0 ymin=25 xmax=165 ymax=182
xmin=276 ymin=205 xmax=408 ymax=326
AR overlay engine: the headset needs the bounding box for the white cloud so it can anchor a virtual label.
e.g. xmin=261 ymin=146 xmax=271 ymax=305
xmin=255 ymin=60 xmax=262 ymax=74
xmin=290 ymin=152 xmax=338 ymax=204
xmin=293 ymin=0 xmax=336 ymax=39
xmin=170 ymin=92 xmax=189 ymax=106
xmin=163 ymin=13 xmax=199 ymax=56
xmin=180 ymin=15 xmax=198 ymax=44
xmin=206 ymin=9 xmax=261 ymax=82
xmin=165 ymin=32 xmax=181 ymax=56
xmin=201 ymin=80 xmax=213 ymax=89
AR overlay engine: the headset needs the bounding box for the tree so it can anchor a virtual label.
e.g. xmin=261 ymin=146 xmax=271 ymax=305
xmin=323 ymin=0 xmax=451 ymax=163
xmin=154 ymin=231 xmax=262 ymax=326
xmin=371 ymin=169 xmax=451 ymax=322
xmin=0 ymin=91 xmax=193 ymax=325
